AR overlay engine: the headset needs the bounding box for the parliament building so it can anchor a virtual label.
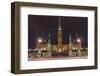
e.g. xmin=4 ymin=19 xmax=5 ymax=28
xmin=30 ymin=18 xmax=86 ymax=58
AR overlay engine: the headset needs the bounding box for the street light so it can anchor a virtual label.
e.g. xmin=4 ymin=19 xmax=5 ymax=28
xmin=38 ymin=38 xmax=42 ymax=43
xmin=76 ymin=38 xmax=82 ymax=50
xmin=77 ymin=38 xmax=81 ymax=43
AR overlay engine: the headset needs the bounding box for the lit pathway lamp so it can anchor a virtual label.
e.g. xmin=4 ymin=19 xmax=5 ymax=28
xmin=77 ymin=38 xmax=81 ymax=43
xmin=77 ymin=38 xmax=81 ymax=56
xmin=37 ymin=38 xmax=43 ymax=57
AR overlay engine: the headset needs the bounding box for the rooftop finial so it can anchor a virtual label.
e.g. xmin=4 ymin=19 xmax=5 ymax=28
xmin=59 ymin=17 xmax=61 ymax=26
xmin=58 ymin=17 xmax=61 ymax=30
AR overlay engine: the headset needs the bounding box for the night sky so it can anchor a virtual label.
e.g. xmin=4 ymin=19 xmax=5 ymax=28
xmin=28 ymin=15 xmax=88 ymax=49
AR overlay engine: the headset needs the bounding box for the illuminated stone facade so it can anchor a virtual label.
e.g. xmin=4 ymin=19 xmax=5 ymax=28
xmin=35 ymin=17 xmax=82 ymax=57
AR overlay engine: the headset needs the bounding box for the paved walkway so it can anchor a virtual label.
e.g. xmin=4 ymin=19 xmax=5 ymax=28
xmin=28 ymin=56 xmax=87 ymax=61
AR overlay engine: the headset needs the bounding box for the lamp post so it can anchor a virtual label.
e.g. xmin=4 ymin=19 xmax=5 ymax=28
xmin=77 ymin=38 xmax=81 ymax=43
xmin=38 ymin=38 xmax=42 ymax=43
xmin=37 ymin=38 xmax=43 ymax=57
xmin=77 ymin=38 xmax=81 ymax=56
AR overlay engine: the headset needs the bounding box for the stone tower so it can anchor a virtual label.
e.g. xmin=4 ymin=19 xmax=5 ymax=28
xmin=57 ymin=17 xmax=63 ymax=51
xmin=69 ymin=34 xmax=73 ymax=56
xmin=47 ymin=34 xmax=52 ymax=56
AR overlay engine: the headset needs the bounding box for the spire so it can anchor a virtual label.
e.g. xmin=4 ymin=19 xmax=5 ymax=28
xmin=58 ymin=17 xmax=61 ymax=31
xmin=69 ymin=34 xmax=72 ymax=42
xmin=48 ymin=33 xmax=51 ymax=43
xmin=49 ymin=33 xmax=51 ymax=39
xmin=69 ymin=34 xmax=72 ymax=49
xmin=69 ymin=34 xmax=73 ymax=56
xmin=47 ymin=33 xmax=52 ymax=56
xmin=59 ymin=17 xmax=61 ymax=26
xmin=57 ymin=17 xmax=62 ymax=50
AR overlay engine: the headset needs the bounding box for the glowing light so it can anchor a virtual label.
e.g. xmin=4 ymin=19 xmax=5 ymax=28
xmin=38 ymin=38 xmax=42 ymax=43
xmin=73 ymin=48 xmax=75 ymax=50
xmin=58 ymin=48 xmax=62 ymax=52
xmin=77 ymin=38 xmax=81 ymax=43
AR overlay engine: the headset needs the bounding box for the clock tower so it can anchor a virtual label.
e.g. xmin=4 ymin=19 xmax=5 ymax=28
xmin=57 ymin=17 xmax=62 ymax=51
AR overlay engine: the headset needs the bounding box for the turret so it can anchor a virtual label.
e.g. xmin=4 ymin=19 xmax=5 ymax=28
xmin=47 ymin=33 xmax=52 ymax=56
xmin=69 ymin=34 xmax=73 ymax=56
